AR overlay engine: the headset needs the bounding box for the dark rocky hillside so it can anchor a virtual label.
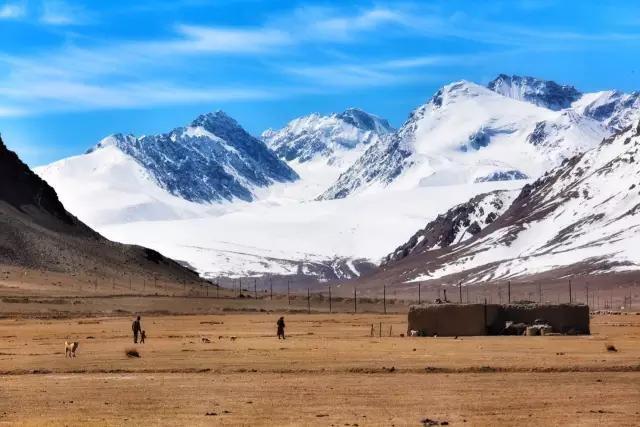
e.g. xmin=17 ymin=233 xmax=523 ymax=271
xmin=0 ymin=136 xmax=202 ymax=283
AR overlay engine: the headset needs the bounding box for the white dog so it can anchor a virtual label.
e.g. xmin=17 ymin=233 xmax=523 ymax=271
xmin=409 ymin=330 xmax=419 ymax=337
xmin=65 ymin=341 xmax=79 ymax=357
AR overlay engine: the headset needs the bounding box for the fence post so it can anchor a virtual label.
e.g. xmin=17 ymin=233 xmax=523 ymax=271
xmin=483 ymin=297 xmax=488 ymax=334
xmin=508 ymin=281 xmax=511 ymax=304
xmin=254 ymin=278 xmax=257 ymax=300
xmin=287 ymin=280 xmax=290 ymax=305
xmin=328 ymin=285 xmax=332 ymax=313
xmin=307 ymin=288 xmax=310 ymax=314
xmin=270 ymin=277 xmax=273 ymax=300
xmin=538 ymin=283 xmax=542 ymax=303
xmin=459 ymin=282 xmax=462 ymax=304
xmin=418 ymin=282 xmax=421 ymax=304
xmin=383 ymin=285 xmax=387 ymax=314
xmin=379 ymin=322 xmax=382 ymax=338
xmin=569 ymin=280 xmax=572 ymax=304
xmin=586 ymin=285 xmax=589 ymax=307
xmin=354 ymin=288 xmax=357 ymax=313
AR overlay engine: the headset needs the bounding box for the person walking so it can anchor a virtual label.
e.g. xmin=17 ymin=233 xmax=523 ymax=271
xmin=276 ymin=316 xmax=285 ymax=339
xmin=132 ymin=316 xmax=142 ymax=343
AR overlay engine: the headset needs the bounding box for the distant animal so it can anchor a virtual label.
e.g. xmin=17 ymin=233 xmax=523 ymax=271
xmin=201 ymin=337 xmax=211 ymax=343
xmin=230 ymin=336 xmax=237 ymax=341
xmin=65 ymin=341 xmax=79 ymax=358
xmin=409 ymin=330 xmax=419 ymax=337
xmin=218 ymin=336 xmax=224 ymax=340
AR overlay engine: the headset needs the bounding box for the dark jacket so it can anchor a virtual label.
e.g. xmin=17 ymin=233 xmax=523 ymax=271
xmin=132 ymin=319 xmax=141 ymax=333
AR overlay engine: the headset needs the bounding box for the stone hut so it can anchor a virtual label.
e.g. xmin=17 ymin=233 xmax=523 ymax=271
xmin=407 ymin=303 xmax=589 ymax=336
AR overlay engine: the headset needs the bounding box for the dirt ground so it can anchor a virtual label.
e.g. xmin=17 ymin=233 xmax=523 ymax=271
xmin=1 ymin=312 xmax=639 ymax=426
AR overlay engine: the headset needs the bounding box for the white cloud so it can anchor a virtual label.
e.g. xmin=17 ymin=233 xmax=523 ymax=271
xmin=40 ymin=0 xmax=90 ymax=25
xmin=0 ymin=105 xmax=26 ymax=117
xmin=1 ymin=2 xmax=637 ymax=116
xmin=160 ymin=24 xmax=292 ymax=54
xmin=0 ymin=78 xmax=280 ymax=114
xmin=293 ymin=6 xmax=405 ymax=41
xmin=0 ymin=2 xmax=25 ymax=19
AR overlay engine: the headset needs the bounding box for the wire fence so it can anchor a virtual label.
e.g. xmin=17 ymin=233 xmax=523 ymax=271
xmin=1 ymin=270 xmax=638 ymax=313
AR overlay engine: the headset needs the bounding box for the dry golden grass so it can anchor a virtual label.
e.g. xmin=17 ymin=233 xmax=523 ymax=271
xmin=0 ymin=312 xmax=639 ymax=425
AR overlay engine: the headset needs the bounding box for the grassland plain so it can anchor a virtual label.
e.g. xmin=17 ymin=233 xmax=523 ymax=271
xmin=0 ymin=312 xmax=639 ymax=425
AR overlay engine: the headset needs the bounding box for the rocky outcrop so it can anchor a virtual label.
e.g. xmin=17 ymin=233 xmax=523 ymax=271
xmin=487 ymin=74 xmax=582 ymax=110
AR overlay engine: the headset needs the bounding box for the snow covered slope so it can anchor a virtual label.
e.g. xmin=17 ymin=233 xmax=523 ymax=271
xmin=321 ymin=80 xmax=608 ymax=199
xmin=99 ymin=180 xmax=525 ymax=279
xmin=262 ymin=108 xmax=393 ymax=164
xmin=374 ymin=121 xmax=640 ymax=284
xmin=382 ymin=189 xmax=518 ymax=264
xmin=261 ymin=108 xmax=394 ymax=199
xmin=35 ymin=145 xmax=209 ymax=226
xmin=572 ymin=90 xmax=640 ymax=131
xmin=37 ymin=111 xmax=298 ymax=225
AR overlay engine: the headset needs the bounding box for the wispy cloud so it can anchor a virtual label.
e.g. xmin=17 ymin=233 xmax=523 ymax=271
xmin=156 ymin=24 xmax=293 ymax=54
xmin=2 ymin=1 xmax=640 ymax=117
xmin=39 ymin=0 xmax=90 ymax=25
xmin=281 ymin=51 xmax=512 ymax=89
xmin=0 ymin=1 xmax=25 ymax=19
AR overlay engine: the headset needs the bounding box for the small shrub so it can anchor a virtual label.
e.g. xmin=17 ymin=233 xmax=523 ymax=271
xmin=125 ymin=348 xmax=140 ymax=358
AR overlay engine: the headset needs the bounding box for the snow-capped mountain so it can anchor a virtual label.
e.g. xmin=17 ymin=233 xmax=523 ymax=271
xmin=487 ymin=74 xmax=582 ymax=110
xmin=89 ymin=111 xmax=298 ymax=203
xmin=34 ymin=74 xmax=640 ymax=284
xmin=320 ymin=79 xmax=608 ymax=200
xmin=37 ymin=111 xmax=298 ymax=226
xmin=262 ymin=108 xmax=393 ymax=164
xmin=373 ymin=121 xmax=640 ymax=284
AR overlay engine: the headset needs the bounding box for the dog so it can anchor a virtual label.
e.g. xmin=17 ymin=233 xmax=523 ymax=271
xmin=65 ymin=341 xmax=79 ymax=358
xmin=409 ymin=330 xmax=419 ymax=337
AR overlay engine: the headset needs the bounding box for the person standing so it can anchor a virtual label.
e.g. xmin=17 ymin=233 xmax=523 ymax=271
xmin=132 ymin=316 xmax=142 ymax=343
xmin=277 ymin=316 xmax=285 ymax=339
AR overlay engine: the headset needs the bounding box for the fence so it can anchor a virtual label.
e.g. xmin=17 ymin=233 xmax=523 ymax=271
xmin=1 ymin=270 xmax=638 ymax=314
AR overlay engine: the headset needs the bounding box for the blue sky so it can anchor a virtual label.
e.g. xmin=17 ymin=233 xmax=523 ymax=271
xmin=2 ymin=0 xmax=640 ymax=165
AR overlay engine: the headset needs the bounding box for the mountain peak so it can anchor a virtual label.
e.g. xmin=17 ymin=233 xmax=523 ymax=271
xmin=76 ymin=110 xmax=298 ymax=204
xmin=86 ymin=133 xmax=134 ymax=154
xmin=487 ymin=74 xmax=581 ymax=110
xmin=263 ymin=108 xmax=394 ymax=163
xmin=190 ymin=110 xmax=239 ymax=132
xmin=335 ymin=108 xmax=393 ymax=134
